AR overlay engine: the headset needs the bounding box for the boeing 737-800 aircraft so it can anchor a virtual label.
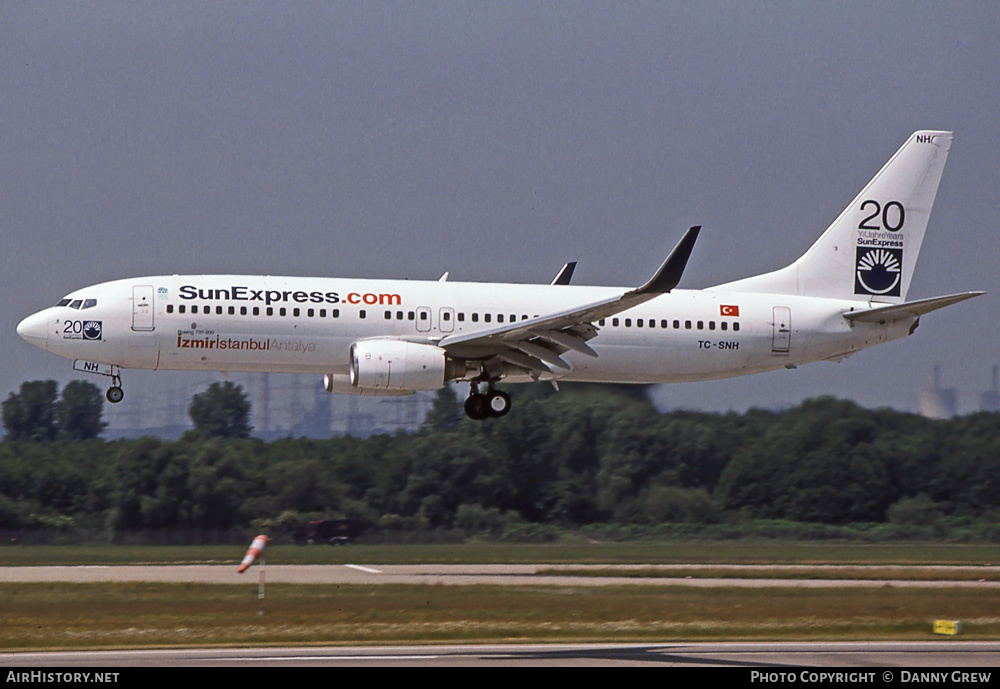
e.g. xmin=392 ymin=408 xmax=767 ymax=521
xmin=16 ymin=131 xmax=983 ymax=419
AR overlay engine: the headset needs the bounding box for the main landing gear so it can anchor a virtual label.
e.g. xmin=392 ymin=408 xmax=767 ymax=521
xmin=464 ymin=381 xmax=511 ymax=420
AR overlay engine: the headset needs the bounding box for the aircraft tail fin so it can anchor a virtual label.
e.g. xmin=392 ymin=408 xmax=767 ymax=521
xmin=711 ymin=131 xmax=953 ymax=303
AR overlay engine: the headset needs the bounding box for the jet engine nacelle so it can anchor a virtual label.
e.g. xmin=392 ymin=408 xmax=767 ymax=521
xmin=323 ymin=373 xmax=413 ymax=396
xmin=350 ymin=340 xmax=449 ymax=392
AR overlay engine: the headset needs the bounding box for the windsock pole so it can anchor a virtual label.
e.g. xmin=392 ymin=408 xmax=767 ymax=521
xmin=258 ymin=555 xmax=267 ymax=615
xmin=259 ymin=557 xmax=266 ymax=601
xmin=238 ymin=534 xmax=268 ymax=574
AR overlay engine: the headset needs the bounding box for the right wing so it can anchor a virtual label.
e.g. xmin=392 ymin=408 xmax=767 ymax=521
xmin=437 ymin=226 xmax=701 ymax=373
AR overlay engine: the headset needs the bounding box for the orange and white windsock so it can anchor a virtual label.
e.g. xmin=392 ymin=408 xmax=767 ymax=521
xmin=237 ymin=534 xmax=269 ymax=573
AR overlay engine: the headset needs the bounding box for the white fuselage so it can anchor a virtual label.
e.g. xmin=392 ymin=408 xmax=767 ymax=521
xmin=19 ymin=274 xmax=911 ymax=386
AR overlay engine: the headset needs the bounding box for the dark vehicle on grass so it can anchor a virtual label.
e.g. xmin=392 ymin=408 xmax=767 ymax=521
xmin=291 ymin=519 xmax=367 ymax=545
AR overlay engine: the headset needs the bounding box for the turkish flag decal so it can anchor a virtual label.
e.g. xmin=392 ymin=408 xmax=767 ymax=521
xmin=720 ymin=305 xmax=740 ymax=317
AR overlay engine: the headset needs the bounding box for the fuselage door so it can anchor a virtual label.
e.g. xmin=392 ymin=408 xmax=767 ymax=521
xmin=132 ymin=285 xmax=155 ymax=332
xmin=772 ymin=305 xmax=791 ymax=353
xmin=415 ymin=306 xmax=432 ymax=333
xmin=439 ymin=307 xmax=455 ymax=333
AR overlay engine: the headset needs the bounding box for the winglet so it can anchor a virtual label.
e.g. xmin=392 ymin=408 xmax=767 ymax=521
xmin=550 ymin=262 xmax=577 ymax=285
xmin=632 ymin=225 xmax=701 ymax=294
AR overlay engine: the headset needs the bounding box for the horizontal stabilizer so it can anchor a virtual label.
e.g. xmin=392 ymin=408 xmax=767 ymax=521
xmin=843 ymin=291 xmax=984 ymax=323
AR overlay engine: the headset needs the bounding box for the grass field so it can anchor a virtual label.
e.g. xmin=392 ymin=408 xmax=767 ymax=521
xmin=1 ymin=541 xmax=998 ymax=649
xmin=1 ymin=582 xmax=997 ymax=649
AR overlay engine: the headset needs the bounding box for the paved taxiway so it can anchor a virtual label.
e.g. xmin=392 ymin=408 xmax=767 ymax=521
xmin=3 ymin=563 xmax=1000 ymax=587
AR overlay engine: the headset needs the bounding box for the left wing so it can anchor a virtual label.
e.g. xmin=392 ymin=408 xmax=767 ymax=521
xmin=437 ymin=226 xmax=700 ymax=373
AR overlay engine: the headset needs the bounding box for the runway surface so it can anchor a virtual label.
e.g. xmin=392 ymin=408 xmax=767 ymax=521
xmin=2 ymin=563 xmax=1000 ymax=587
xmin=4 ymin=642 xmax=1000 ymax=667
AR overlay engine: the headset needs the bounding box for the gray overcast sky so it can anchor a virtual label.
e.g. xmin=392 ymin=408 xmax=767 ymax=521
xmin=2 ymin=1 xmax=998 ymax=415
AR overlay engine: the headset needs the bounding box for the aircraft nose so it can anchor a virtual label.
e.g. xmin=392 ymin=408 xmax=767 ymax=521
xmin=16 ymin=311 xmax=50 ymax=351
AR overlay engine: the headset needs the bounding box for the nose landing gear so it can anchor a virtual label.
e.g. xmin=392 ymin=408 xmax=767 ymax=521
xmin=72 ymin=361 xmax=126 ymax=404
xmin=464 ymin=382 xmax=511 ymax=420
xmin=106 ymin=372 xmax=124 ymax=404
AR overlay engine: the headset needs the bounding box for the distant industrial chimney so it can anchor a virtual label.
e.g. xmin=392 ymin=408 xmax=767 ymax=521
xmin=981 ymin=366 xmax=1000 ymax=412
xmin=920 ymin=365 xmax=957 ymax=419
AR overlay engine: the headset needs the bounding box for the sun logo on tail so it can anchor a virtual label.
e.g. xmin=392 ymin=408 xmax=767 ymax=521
xmin=855 ymin=248 xmax=902 ymax=296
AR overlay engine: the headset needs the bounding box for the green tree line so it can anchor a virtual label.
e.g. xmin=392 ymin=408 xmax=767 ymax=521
xmin=1 ymin=381 xmax=999 ymax=535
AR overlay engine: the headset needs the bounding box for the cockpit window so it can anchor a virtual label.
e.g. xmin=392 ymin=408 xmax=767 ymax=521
xmin=68 ymin=300 xmax=83 ymax=310
xmin=82 ymin=299 xmax=97 ymax=309
xmin=56 ymin=299 xmax=72 ymax=307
